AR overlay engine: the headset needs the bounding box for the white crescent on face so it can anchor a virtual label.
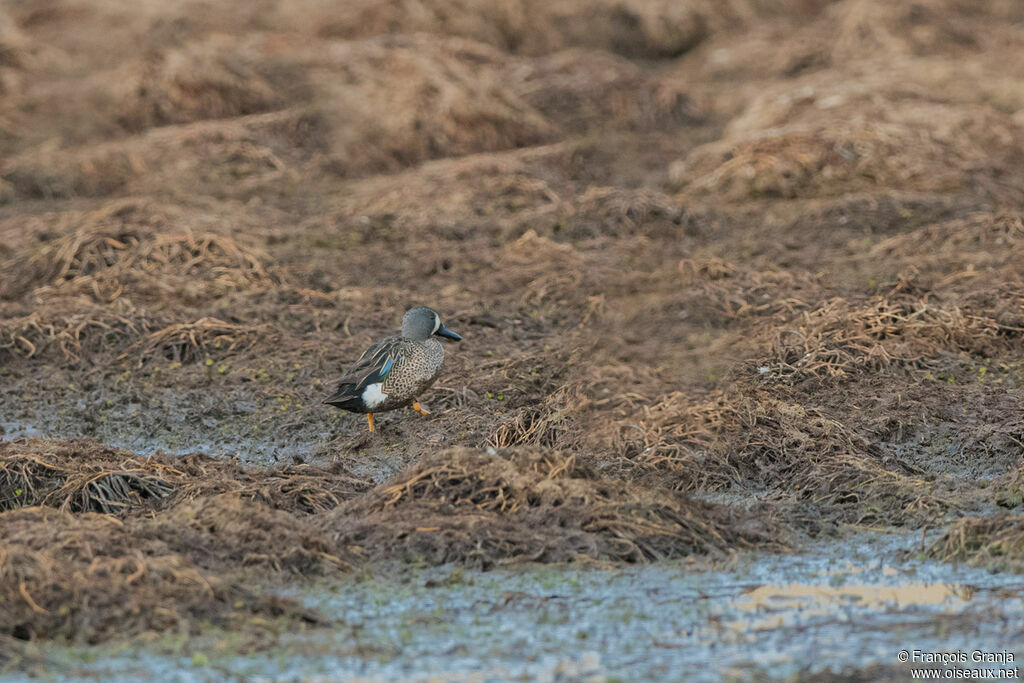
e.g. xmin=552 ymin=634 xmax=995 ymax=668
xmin=432 ymin=313 xmax=441 ymax=334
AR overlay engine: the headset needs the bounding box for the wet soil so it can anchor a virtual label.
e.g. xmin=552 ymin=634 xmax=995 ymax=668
xmin=2 ymin=0 xmax=1024 ymax=679
xmin=6 ymin=532 xmax=1023 ymax=681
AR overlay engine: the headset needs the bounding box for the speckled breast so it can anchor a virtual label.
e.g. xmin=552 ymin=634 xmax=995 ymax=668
xmin=377 ymin=340 xmax=445 ymax=411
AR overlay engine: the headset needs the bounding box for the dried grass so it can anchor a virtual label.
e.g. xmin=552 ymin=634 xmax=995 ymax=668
xmin=0 ymin=507 xmax=323 ymax=643
xmin=303 ymin=0 xmax=712 ymax=59
xmin=0 ymin=438 xmax=373 ymax=641
xmin=116 ymin=38 xmax=283 ymax=131
xmin=0 ymin=438 xmax=783 ymax=640
xmin=146 ymin=493 xmax=352 ymax=574
xmin=310 ymin=35 xmax=555 ymax=175
xmin=672 ymin=87 xmax=1024 ymax=202
xmin=329 ymin=143 xmax=573 ymax=235
xmin=165 ymin=453 xmax=371 ymax=514
xmin=676 ymin=257 xmax=818 ymax=323
xmin=0 ymin=300 xmax=147 ymax=362
xmin=863 ymin=212 xmax=1024 ymax=284
xmin=0 ymin=439 xmax=370 ymax=517
xmin=567 ymin=186 xmax=685 ymax=239
xmin=0 ymin=9 xmax=30 ymax=71
xmin=0 ymin=451 xmax=173 ymax=514
xmin=34 ymin=227 xmax=273 ymax=287
xmin=491 ymin=230 xmax=585 ymax=310
xmin=1 ymin=142 xmax=138 ymax=199
xmin=512 ymin=49 xmax=698 ymax=131
xmin=122 ymin=317 xmax=268 ymax=364
xmin=928 ymin=514 xmax=1024 ymax=571
xmin=3 ymin=200 xmax=281 ymax=302
xmin=488 ymin=384 xmax=583 ymax=449
xmin=826 ymin=0 xmax=981 ymax=62
xmin=993 ymin=459 xmax=1024 ymax=511
xmin=308 ymin=0 xmax=835 ymax=59
xmin=1 ymin=35 xmax=560 ymax=198
xmin=614 ymin=390 xmax=942 ymax=526
xmin=761 ymin=293 xmax=1022 ymax=382
xmin=1 ymin=109 xmax=317 ymax=202
xmin=322 ymin=447 xmax=783 ymax=568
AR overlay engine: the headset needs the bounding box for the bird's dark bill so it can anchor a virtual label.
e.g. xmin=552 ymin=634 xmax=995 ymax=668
xmin=435 ymin=325 xmax=462 ymax=341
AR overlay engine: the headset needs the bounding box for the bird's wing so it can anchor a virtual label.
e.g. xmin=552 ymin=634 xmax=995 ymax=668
xmin=324 ymin=337 xmax=404 ymax=405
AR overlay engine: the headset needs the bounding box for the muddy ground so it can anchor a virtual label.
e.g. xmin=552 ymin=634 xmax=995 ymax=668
xmin=2 ymin=0 xmax=1024 ymax=679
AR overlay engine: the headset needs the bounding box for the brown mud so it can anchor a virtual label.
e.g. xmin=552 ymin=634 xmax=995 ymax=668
xmin=1 ymin=0 xmax=1024 ymax=674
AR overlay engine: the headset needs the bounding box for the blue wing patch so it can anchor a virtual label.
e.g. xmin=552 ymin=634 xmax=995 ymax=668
xmin=380 ymin=357 xmax=398 ymax=378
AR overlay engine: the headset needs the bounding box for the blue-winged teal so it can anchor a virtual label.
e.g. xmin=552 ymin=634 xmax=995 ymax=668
xmin=323 ymin=306 xmax=461 ymax=432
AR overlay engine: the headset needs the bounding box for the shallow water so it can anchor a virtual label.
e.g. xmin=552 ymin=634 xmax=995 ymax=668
xmin=6 ymin=531 xmax=1023 ymax=682
xmin=0 ymin=423 xmax=43 ymax=440
xmin=0 ymin=419 xmax=440 ymax=483
xmin=0 ymin=419 xmax=321 ymax=466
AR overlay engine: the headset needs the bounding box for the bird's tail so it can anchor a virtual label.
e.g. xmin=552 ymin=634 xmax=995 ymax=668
xmin=323 ymin=384 xmax=361 ymax=409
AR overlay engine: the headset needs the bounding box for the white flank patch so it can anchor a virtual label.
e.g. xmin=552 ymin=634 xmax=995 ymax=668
xmin=362 ymin=383 xmax=388 ymax=409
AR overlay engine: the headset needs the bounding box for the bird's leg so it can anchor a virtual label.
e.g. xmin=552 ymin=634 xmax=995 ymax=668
xmin=367 ymin=413 xmax=375 ymax=432
xmin=411 ymin=401 xmax=430 ymax=415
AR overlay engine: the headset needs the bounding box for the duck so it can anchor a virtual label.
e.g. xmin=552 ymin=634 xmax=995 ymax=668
xmin=323 ymin=306 xmax=461 ymax=432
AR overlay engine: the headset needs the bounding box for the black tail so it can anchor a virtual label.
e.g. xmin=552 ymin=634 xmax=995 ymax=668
xmin=323 ymin=384 xmax=362 ymax=411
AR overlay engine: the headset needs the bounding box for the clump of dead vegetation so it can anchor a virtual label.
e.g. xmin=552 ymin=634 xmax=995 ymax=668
xmin=0 ymin=8 xmax=30 ymax=72
xmin=164 ymin=452 xmax=371 ymax=514
xmin=0 ymin=438 xmax=374 ymax=642
xmin=993 ymin=460 xmax=1024 ymax=511
xmin=0 ymin=439 xmax=369 ymax=517
xmin=675 ymin=257 xmax=819 ymax=324
xmin=611 ymin=389 xmax=943 ymax=527
xmin=322 ymin=447 xmax=783 ymax=569
xmin=488 ymin=384 xmax=583 ymax=450
xmin=313 ymin=35 xmax=556 ymax=174
xmin=116 ymin=38 xmax=284 ymax=132
xmin=761 ymin=289 xmax=1024 ymax=383
xmin=0 ymin=299 xmax=148 ymax=362
xmin=512 ymin=50 xmax=698 ymax=132
xmin=0 ymin=506 xmax=325 ymax=643
xmin=305 ymin=0 xmax=712 ymax=59
xmin=0 ymin=446 xmax=174 ymax=514
xmin=489 ymin=229 xmax=587 ymax=312
xmin=697 ymin=0 xmax=996 ymax=81
xmin=1 ymin=142 xmax=140 ymax=200
xmin=565 ymin=186 xmax=686 ymax=240
xmin=861 ymin=211 xmax=1024 ymax=287
xmin=928 ymin=514 xmax=1024 ymax=572
xmin=304 ymin=0 xmax=836 ymax=59
xmin=2 ymin=34 xmax=566 ymax=198
xmin=325 ymin=143 xmax=576 ymax=241
xmin=32 ymin=226 xmax=275 ymax=290
xmin=0 ymin=110 xmax=320 ymax=201
xmin=0 ymin=304 xmax=286 ymax=366
xmin=0 ymin=304 xmax=270 ymax=366
xmin=0 ymin=197 xmax=295 ymax=366
xmin=2 ymin=200 xmax=282 ymax=302
xmin=822 ymin=0 xmax=987 ymax=63
xmin=123 ymin=317 xmax=270 ymax=364
xmin=672 ymin=81 xmax=1024 ymax=203
xmin=765 ymin=296 xmax=995 ymax=385
xmin=147 ymin=493 xmax=351 ymax=574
